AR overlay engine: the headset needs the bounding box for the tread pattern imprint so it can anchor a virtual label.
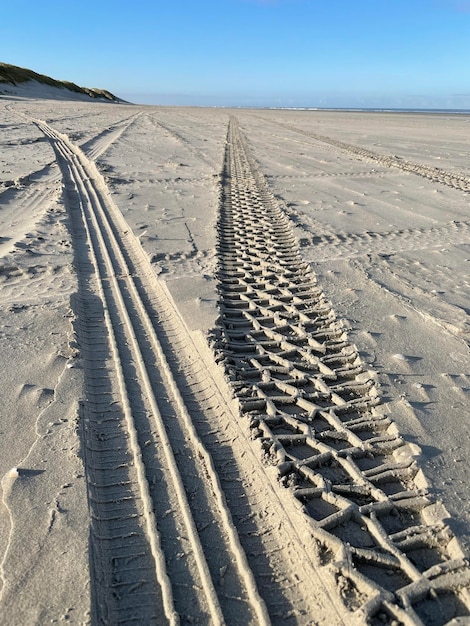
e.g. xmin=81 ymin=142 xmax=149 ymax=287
xmin=211 ymin=116 xmax=470 ymax=626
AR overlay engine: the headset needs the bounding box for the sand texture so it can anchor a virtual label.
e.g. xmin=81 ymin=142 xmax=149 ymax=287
xmin=1 ymin=96 xmax=470 ymax=625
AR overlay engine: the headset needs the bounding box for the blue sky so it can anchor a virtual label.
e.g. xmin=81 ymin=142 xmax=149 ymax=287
xmin=2 ymin=0 xmax=470 ymax=108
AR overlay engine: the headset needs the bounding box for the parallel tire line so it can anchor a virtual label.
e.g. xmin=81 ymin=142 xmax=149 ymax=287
xmin=256 ymin=116 xmax=470 ymax=193
xmin=39 ymin=124 xmax=178 ymax=623
xmin=150 ymin=117 xmax=218 ymax=169
xmin=214 ymin=116 xmax=470 ymax=625
xmin=39 ymin=121 xmax=181 ymax=624
xmin=298 ymin=220 xmax=470 ymax=262
xmin=139 ymin=282 xmax=349 ymax=622
xmin=82 ymin=111 xmax=143 ymax=162
xmin=36 ymin=120 xmax=268 ymax=625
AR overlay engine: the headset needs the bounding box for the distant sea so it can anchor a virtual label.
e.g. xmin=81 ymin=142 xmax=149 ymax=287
xmin=267 ymin=107 xmax=470 ymax=115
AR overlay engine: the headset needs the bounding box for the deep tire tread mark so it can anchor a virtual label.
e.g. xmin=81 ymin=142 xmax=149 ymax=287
xmin=213 ymin=117 xmax=470 ymax=625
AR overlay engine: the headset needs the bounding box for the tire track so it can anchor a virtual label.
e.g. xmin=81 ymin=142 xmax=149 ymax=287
xmin=267 ymin=170 xmax=402 ymax=181
xmin=0 ymin=164 xmax=61 ymax=257
xmin=297 ymin=220 xmax=470 ymax=262
xmin=256 ymin=117 xmax=470 ymax=193
xmin=35 ymin=119 xmax=269 ymax=625
xmin=213 ymin=116 xmax=470 ymax=625
xmin=149 ymin=116 xmax=219 ymax=170
xmin=81 ymin=111 xmax=142 ymax=161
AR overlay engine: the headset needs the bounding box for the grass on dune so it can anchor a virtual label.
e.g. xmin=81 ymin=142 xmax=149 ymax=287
xmin=0 ymin=61 xmax=121 ymax=102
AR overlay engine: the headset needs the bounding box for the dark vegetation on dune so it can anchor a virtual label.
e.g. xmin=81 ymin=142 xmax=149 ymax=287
xmin=0 ymin=61 xmax=123 ymax=102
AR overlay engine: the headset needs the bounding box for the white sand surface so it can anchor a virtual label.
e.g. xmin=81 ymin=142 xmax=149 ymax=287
xmin=1 ymin=92 xmax=469 ymax=624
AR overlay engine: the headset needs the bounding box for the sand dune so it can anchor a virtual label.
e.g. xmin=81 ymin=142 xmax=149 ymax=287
xmin=1 ymin=94 xmax=470 ymax=624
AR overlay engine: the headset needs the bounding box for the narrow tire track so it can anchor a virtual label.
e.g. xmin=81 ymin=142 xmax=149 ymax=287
xmin=35 ymin=118 xmax=269 ymax=625
xmin=256 ymin=116 xmax=470 ymax=193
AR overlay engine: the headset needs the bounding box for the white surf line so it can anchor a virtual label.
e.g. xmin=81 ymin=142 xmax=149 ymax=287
xmin=36 ymin=120 xmax=268 ymax=624
xmin=36 ymin=122 xmax=180 ymax=625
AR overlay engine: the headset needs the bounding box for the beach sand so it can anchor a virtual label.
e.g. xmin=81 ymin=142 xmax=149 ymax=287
xmin=1 ymin=95 xmax=469 ymax=624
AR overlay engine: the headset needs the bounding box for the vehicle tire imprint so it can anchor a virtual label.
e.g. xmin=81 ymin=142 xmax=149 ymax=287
xmin=212 ymin=116 xmax=470 ymax=625
xmin=33 ymin=117 xmax=271 ymax=625
xmin=150 ymin=116 xmax=219 ymax=170
xmin=296 ymin=220 xmax=470 ymax=262
xmin=80 ymin=111 xmax=143 ymax=161
xmin=256 ymin=117 xmax=470 ymax=193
